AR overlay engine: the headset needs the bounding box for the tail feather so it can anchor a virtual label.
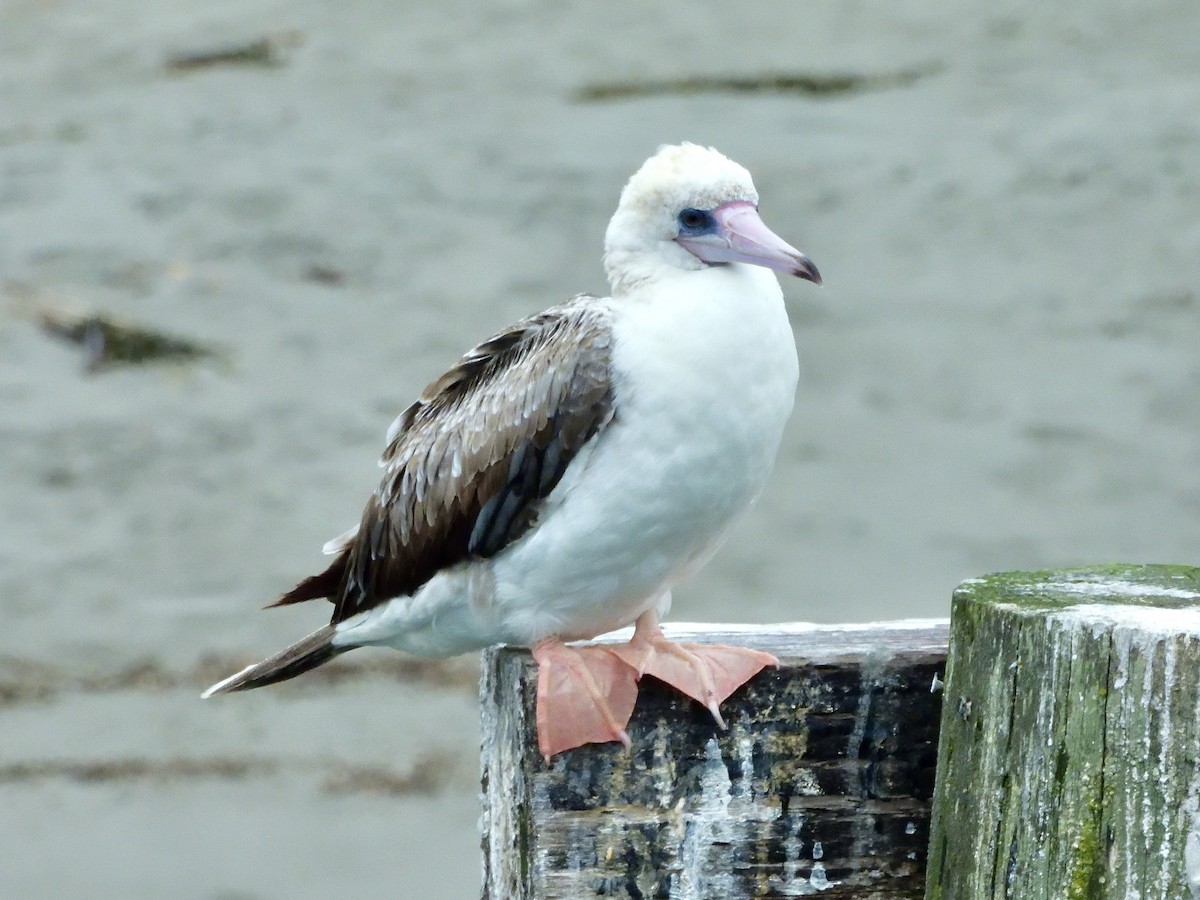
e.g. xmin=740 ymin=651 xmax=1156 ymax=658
xmin=267 ymin=552 xmax=348 ymax=608
xmin=202 ymin=625 xmax=343 ymax=698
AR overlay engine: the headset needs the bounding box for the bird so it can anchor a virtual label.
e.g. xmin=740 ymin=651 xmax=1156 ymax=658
xmin=203 ymin=143 xmax=821 ymax=759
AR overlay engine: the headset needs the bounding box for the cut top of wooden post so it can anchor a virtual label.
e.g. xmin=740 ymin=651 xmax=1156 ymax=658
xmin=927 ymin=564 xmax=1200 ymax=900
xmin=481 ymin=619 xmax=948 ymax=900
xmin=955 ymin=563 xmax=1200 ymax=620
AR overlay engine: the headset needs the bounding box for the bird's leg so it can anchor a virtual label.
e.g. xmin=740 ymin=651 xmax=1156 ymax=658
xmin=609 ymin=610 xmax=778 ymax=728
xmin=531 ymin=639 xmax=639 ymax=761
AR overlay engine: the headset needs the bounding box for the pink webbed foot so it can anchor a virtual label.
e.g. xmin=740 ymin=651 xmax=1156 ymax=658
xmin=532 ymin=639 xmax=640 ymax=760
xmin=609 ymin=612 xmax=778 ymax=728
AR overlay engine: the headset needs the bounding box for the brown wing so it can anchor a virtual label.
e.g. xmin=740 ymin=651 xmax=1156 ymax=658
xmin=272 ymin=296 xmax=615 ymax=625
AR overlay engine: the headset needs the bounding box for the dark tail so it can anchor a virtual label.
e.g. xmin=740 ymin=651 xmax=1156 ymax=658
xmin=267 ymin=551 xmax=348 ymax=608
xmin=201 ymin=625 xmax=343 ymax=697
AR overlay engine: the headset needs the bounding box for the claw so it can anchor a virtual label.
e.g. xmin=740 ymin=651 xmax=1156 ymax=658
xmin=609 ymin=611 xmax=777 ymax=726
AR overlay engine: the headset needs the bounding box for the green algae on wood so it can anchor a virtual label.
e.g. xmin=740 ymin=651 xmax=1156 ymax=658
xmin=481 ymin=621 xmax=947 ymax=899
xmin=925 ymin=565 xmax=1200 ymax=900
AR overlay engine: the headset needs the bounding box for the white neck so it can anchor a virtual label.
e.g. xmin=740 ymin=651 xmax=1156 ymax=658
xmin=603 ymin=209 xmax=704 ymax=297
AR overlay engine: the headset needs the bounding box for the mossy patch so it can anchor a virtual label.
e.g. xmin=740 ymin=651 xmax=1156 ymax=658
xmin=954 ymin=564 xmax=1200 ymax=613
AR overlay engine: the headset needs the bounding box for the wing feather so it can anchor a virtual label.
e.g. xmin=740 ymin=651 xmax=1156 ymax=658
xmin=311 ymin=296 xmax=615 ymax=624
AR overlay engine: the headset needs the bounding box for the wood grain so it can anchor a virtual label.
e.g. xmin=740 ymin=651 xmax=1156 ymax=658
xmin=481 ymin=621 xmax=948 ymax=899
xmin=926 ymin=565 xmax=1200 ymax=900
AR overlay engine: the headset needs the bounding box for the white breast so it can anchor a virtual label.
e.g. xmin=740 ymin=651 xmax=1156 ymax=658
xmin=491 ymin=263 xmax=799 ymax=642
xmin=342 ymin=264 xmax=799 ymax=656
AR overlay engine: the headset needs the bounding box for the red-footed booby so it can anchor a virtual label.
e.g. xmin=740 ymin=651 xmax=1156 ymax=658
xmin=203 ymin=143 xmax=821 ymax=759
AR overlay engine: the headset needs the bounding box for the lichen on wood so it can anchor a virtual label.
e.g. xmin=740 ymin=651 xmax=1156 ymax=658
xmin=926 ymin=565 xmax=1200 ymax=900
xmin=481 ymin=621 xmax=947 ymax=899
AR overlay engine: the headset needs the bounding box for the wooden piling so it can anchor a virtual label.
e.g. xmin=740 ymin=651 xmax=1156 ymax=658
xmin=480 ymin=621 xmax=947 ymax=899
xmin=925 ymin=565 xmax=1200 ymax=900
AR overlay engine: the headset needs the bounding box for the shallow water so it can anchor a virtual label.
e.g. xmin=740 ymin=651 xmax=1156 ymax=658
xmin=3 ymin=0 xmax=1199 ymax=896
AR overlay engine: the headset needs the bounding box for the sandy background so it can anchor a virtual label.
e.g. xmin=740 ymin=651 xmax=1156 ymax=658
xmin=2 ymin=0 xmax=1198 ymax=896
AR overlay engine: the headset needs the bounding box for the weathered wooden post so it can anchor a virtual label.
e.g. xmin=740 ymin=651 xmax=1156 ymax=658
xmin=481 ymin=621 xmax=947 ymax=899
xmin=926 ymin=565 xmax=1200 ymax=900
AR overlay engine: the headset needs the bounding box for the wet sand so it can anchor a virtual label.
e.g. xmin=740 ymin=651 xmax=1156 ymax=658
xmin=2 ymin=0 xmax=1199 ymax=895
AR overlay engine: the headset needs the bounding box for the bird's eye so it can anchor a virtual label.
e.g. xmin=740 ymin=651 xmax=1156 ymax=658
xmin=678 ymin=208 xmax=712 ymax=231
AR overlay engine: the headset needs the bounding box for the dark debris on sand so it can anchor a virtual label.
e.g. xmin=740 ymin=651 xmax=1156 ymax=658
xmin=0 ymin=755 xmax=452 ymax=795
xmin=0 ymin=652 xmax=478 ymax=709
xmin=163 ymin=33 xmax=304 ymax=73
xmin=39 ymin=307 xmax=218 ymax=374
xmin=575 ymin=66 xmax=940 ymax=102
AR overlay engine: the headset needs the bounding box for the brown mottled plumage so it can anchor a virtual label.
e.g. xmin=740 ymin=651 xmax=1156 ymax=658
xmin=271 ymin=295 xmax=615 ymax=628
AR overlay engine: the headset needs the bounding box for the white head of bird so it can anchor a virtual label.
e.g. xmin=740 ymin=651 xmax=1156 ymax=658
xmin=603 ymin=143 xmax=821 ymax=295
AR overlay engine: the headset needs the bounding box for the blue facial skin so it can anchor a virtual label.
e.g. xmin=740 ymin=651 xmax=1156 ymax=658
xmin=677 ymin=208 xmax=717 ymax=236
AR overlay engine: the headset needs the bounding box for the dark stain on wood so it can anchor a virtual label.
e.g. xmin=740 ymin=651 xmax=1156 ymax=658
xmin=481 ymin=623 xmax=948 ymax=899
